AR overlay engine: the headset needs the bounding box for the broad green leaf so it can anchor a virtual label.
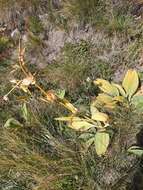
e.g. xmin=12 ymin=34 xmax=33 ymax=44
xmin=122 ymin=70 xmax=139 ymax=100
xmin=112 ymin=83 xmax=126 ymax=97
xmin=132 ymin=95 xmax=143 ymax=111
xmin=128 ymin=146 xmax=143 ymax=157
xmin=94 ymin=79 xmax=119 ymax=96
xmin=91 ymin=112 xmax=109 ymax=122
xmin=4 ymin=118 xmax=22 ymax=129
xmin=94 ymin=132 xmax=110 ymax=156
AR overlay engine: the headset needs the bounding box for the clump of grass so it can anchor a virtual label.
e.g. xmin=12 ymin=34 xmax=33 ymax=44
xmin=0 ymin=36 xmax=11 ymax=53
xmin=29 ymin=16 xmax=44 ymax=35
xmin=47 ymin=0 xmax=68 ymax=30
xmin=28 ymin=33 xmax=43 ymax=50
xmin=0 ymin=113 xmax=99 ymax=190
xmin=0 ymin=0 xmax=41 ymax=9
xmin=41 ymin=41 xmax=92 ymax=95
xmin=62 ymin=0 xmax=108 ymax=27
xmin=47 ymin=0 xmax=133 ymax=34
xmin=41 ymin=40 xmax=113 ymax=100
xmin=106 ymin=15 xmax=133 ymax=34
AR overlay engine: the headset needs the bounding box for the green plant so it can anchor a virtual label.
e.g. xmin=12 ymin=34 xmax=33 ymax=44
xmin=94 ymin=69 xmax=143 ymax=111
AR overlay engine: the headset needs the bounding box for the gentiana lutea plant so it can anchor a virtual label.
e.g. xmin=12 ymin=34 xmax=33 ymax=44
xmin=3 ymin=41 xmax=143 ymax=157
xmin=3 ymin=42 xmax=111 ymax=156
xmin=93 ymin=69 xmax=143 ymax=111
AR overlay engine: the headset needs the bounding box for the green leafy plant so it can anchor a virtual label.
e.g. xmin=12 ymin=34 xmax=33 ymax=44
xmin=93 ymin=69 xmax=143 ymax=111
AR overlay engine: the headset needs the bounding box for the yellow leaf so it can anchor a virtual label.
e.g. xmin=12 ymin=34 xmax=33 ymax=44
xmin=96 ymin=93 xmax=113 ymax=104
xmin=94 ymin=79 xmax=119 ymax=96
xmin=112 ymin=83 xmax=126 ymax=97
xmin=70 ymin=121 xmax=93 ymax=131
xmin=91 ymin=112 xmax=109 ymax=122
xmin=90 ymin=103 xmax=99 ymax=116
xmin=122 ymin=69 xmax=139 ymax=100
xmin=104 ymin=102 xmax=117 ymax=109
xmin=113 ymin=96 xmax=124 ymax=102
xmin=69 ymin=117 xmax=94 ymax=131
xmin=55 ymin=116 xmax=73 ymax=121
xmin=56 ymin=117 xmax=94 ymax=131
xmin=93 ymin=93 xmax=115 ymax=108
xmin=95 ymin=132 xmax=110 ymax=156
xmin=60 ymin=99 xmax=78 ymax=114
xmin=93 ymin=93 xmax=118 ymax=109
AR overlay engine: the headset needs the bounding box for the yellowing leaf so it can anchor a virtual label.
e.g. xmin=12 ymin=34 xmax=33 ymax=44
xmin=60 ymin=99 xmax=78 ymax=114
xmin=55 ymin=116 xmax=73 ymax=121
xmin=122 ymin=70 xmax=139 ymax=100
xmin=113 ymin=96 xmax=124 ymax=102
xmin=94 ymin=132 xmax=110 ymax=156
xmin=70 ymin=121 xmax=94 ymax=131
xmin=104 ymin=102 xmax=117 ymax=109
xmin=96 ymin=93 xmax=114 ymax=103
xmin=92 ymin=93 xmax=117 ymax=109
xmin=69 ymin=117 xmax=94 ymax=131
xmin=56 ymin=117 xmax=94 ymax=131
xmin=91 ymin=112 xmax=109 ymax=122
xmin=112 ymin=83 xmax=126 ymax=97
xmin=94 ymin=79 xmax=119 ymax=96
xmin=90 ymin=103 xmax=99 ymax=117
